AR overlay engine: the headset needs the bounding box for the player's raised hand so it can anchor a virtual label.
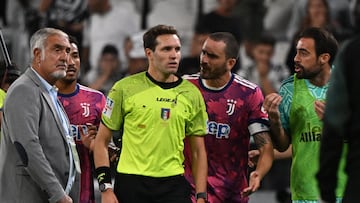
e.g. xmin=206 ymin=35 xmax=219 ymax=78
xmin=79 ymin=124 xmax=97 ymax=150
xmin=263 ymin=93 xmax=282 ymax=122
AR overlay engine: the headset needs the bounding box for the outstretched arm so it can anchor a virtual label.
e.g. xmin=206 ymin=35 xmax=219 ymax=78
xmin=94 ymin=123 xmax=118 ymax=203
xmin=242 ymin=131 xmax=274 ymax=197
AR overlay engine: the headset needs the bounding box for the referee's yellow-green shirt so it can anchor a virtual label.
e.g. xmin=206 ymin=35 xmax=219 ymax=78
xmin=102 ymin=72 xmax=208 ymax=177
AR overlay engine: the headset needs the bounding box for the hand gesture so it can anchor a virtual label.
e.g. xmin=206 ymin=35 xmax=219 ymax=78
xmin=79 ymin=124 xmax=97 ymax=150
xmin=241 ymin=171 xmax=261 ymax=197
xmin=263 ymin=93 xmax=282 ymax=121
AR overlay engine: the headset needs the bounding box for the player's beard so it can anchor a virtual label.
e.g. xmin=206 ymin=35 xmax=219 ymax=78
xmin=295 ymin=64 xmax=322 ymax=79
xmin=200 ymin=63 xmax=227 ymax=79
xmin=51 ymin=69 xmax=66 ymax=80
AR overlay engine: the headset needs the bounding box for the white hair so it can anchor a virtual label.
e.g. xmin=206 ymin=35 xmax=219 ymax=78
xmin=29 ymin=28 xmax=68 ymax=61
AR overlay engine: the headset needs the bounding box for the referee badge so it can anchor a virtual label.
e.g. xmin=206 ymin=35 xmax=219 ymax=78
xmin=161 ymin=108 xmax=170 ymax=120
xmin=103 ymin=98 xmax=114 ymax=118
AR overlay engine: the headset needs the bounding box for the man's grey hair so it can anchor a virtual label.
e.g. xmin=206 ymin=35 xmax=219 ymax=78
xmin=29 ymin=28 xmax=68 ymax=61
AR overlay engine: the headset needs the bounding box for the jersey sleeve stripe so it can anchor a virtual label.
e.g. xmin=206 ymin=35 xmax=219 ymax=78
xmin=233 ymin=74 xmax=257 ymax=90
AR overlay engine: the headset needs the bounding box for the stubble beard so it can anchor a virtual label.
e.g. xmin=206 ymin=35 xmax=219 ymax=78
xmin=200 ymin=65 xmax=227 ymax=80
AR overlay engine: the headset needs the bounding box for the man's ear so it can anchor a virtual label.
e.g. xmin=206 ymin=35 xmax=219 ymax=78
xmin=33 ymin=48 xmax=41 ymax=63
xmin=145 ymin=48 xmax=152 ymax=57
xmin=227 ymin=58 xmax=237 ymax=71
xmin=320 ymin=53 xmax=330 ymax=65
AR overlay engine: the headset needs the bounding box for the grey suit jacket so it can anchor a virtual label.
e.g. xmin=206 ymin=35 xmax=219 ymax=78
xmin=0 ymin=68 xmax=79 ymax=203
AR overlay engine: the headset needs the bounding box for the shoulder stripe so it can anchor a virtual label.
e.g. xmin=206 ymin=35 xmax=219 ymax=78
xmin=79 ymin=84 xmax=105 ymax=95
xmin=233 ymin=74 xmax=258 ymax=90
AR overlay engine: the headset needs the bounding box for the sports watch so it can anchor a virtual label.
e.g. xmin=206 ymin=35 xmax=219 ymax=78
xmin=99 ymin=183 xmax=113 ymax=192
xmin=195 ymin=192 xmax=208 ymax=201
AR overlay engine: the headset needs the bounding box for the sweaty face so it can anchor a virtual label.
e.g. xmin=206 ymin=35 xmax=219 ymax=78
xmin=37 ymin=34 xmax=70 ymax=84
xmin=200 ymin=38 xmax=228 ymax=79
xmin=148 ymin=34 xmax=181 ymax=76
xmin=62 ymin=42 xmax=80 ymax=83
xmin=294 ymin=37 xmax=323 ymax=79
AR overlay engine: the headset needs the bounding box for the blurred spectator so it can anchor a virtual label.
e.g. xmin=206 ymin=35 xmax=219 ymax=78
xmin=146 ymin=0 xmax=197 ymax=57
xmin=232 ymin=0 xmax=266 ymax=57
xmin=286 ymin=0 xmax=352 ymax=41
xmin=5 ymin=0 xmax=42 ymax=70
xmin=124 ymin=31 xmax=148 ymax=76
xmin=86 ymin=44 xmax=123 ymax=95
xmin=82 ymin=0 xmax=140 ymax=81
xmin=263 ymin=0 xmax=294 ymax=41
xmin=285 ymin=0 xmax=339 ymax=74
xmin=190 ymin=0 xmax=242 ymax=57
xmin=238 ymin=33 xmax=289 ymax=96
xmin=39 ymin=0 xmax=88 ymax=51
xmin=187 ymin=0 xmax=242 ymax=74
xmin=10 ymin=0 xmax=44 ymax=37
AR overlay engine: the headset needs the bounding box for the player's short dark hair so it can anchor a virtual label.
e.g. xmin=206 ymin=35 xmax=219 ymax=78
xmin=69 ymin=35 xmax=79 ymax=47
xmin=208 ymin=32 xmax=240 ymax=59
xmin=297 ymin=27 xmax=338 ymax=65
xmin=143 ymin=24 xmax=179 ymax=51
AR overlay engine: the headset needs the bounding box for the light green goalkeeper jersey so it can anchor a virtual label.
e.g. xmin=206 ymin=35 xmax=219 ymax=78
xmin=102 ymin=72 xmax=208 ymax=177
xmin=279 ymin=75 xmax=347 ymax=201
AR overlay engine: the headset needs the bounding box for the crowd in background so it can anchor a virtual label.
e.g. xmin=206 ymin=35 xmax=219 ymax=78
xmin=0 ymin=0 xmax=355 ymax=90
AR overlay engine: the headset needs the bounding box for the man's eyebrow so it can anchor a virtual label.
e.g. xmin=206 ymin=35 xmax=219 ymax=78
xmin=202 ymin=49 xmax=218 ymax=57
xmin=53 ymin=44 xmax=66 ymax=48
xmin=297 ymin=48 xmax=310 ymax=53
xmin=53 ymin=44 xmax=71 ymax=52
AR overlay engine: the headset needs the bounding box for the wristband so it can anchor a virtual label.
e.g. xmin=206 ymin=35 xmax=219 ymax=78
xmin=195 ymin=192 xmax=207 ymax=201
xmin=95 ymin=166 xmax=111 ymax=185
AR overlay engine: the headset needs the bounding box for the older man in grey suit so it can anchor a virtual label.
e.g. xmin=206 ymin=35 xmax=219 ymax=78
xmin=0 ymin=28 xmax=80 ymax=203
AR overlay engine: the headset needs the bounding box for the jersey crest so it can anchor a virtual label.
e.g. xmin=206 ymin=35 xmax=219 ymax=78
xmin=161 ymin=108 xmax=170 ymax=120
